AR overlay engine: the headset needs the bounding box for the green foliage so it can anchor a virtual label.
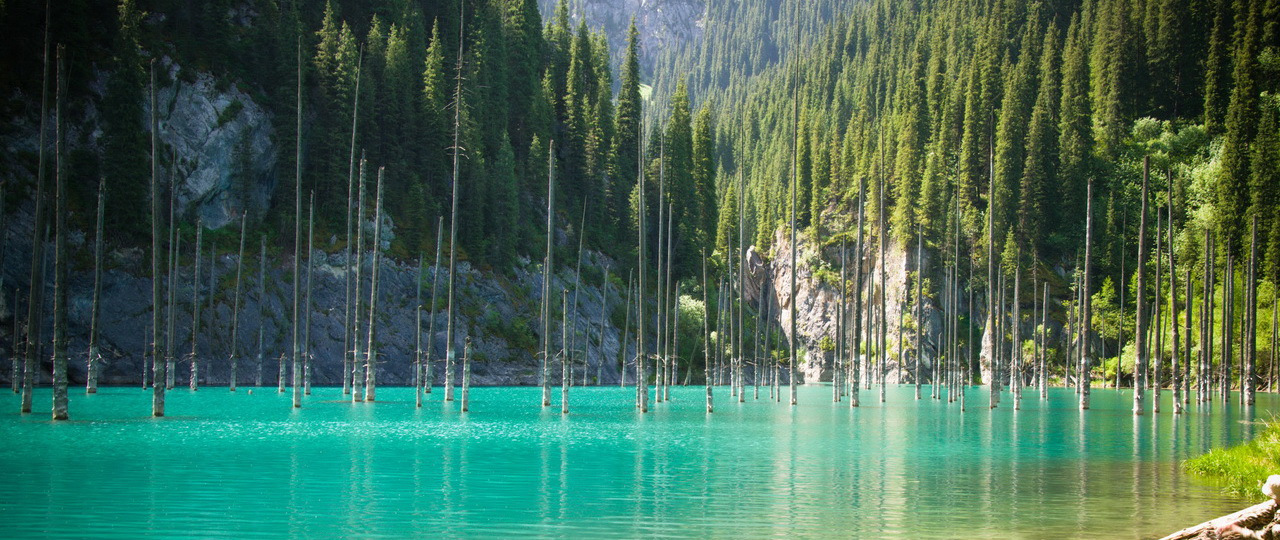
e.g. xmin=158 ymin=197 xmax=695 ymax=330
xmin=1185 ymin=421 xmax=1280 ymax=500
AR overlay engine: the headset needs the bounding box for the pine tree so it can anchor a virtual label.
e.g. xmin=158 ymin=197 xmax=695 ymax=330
xmin=1203 ymin=0 xmax=1234 ymax=135
xmin=1058 ymin=12 xmax=1093 ymax=247
xmin=1219 ymin=0 xmax=1261 ymax=256
xmin=615 ymin=20 xmax=643 ymax=248
xmin=1021 ymin=25 xmax=1060 ymax=255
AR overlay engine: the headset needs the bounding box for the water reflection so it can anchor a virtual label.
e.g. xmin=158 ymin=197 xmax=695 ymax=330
xmin=0 ymin=386 xmax=1273 ymax=538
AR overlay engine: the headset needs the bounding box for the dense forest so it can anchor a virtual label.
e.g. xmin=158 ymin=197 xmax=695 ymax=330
xmin=0 ymin=0 xmax=718 ymax=274
xmin=2 ymin=0 xmax=1280 ymax=396
xmin=645 ymin=0 xmax=1280 ymax=382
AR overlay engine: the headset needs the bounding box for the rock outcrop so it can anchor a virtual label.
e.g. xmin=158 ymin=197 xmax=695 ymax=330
xmin=540 ymin=0 xmax=706 ymax=69
xmin=149 ymin=57 xmax=277 ymax=230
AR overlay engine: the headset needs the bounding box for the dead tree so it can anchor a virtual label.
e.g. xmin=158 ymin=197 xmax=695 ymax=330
xmin=364 ymin=168 xmax=384 ymax=402
xmin=150 ymin=60 xmax=166 ymax=416
xmin=87 ymin=177 xmax=105 ymax=393
xmin=426 ymin=217 xmax=443 ymax=394
xmin=291 ymin=39 xmax=303 ymax=409
xmin=230 ymin=214 xmax=246 ymax=391
xmin=1134 ymin=157 xmax=1150 ymax=415
xmin=189 ymin=221 xmax=202 ymax=390
xmin=444 ymin=2 xmax=466 ymax=404
xmin=51 ymin=45 xmax=68 ymax=421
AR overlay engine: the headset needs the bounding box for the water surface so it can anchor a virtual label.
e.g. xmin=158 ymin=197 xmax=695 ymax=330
xmin=0 ymin=385 xmax=1271 ymax=538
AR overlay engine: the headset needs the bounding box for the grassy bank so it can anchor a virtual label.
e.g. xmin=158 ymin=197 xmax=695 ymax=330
xmin=1185 ymin=422 xmax=1280 ymax=500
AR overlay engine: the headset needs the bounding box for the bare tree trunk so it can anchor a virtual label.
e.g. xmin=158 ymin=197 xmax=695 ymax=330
xmin=543 ymin=141 xmax=555 ymax=408
xmin=426 ymin=217 xmax=443 ymax=395
xmin=1202 ymin=231 xmax=1213 ymax=404
xmin=352 ymin=157 xmax=366 ymax=401
xmin=10 ymin=295 xmax=19 ymax=394
xmin=703 ymin=253 xmax=712 ymax=413
xmin=304 ymin=193 xmax=314 ymax=396
xmin=852 ymin=177 xmax=864 ymax=407
xmin=189 ymin=221 xmax=202 ymax=390
xmin=445 ymin=4 xmax=466 ymax=404
xmin=620 ymin=272 xmax=632 ymax=387
xmin=667 ymin=202 xmax=677 ymax=402
xmin=166 ymin=173 xmax=178 ymax=391
xmin=1170 ymin=186 xmax=1182 ymax=413
xmin=656 ymin=142 xmax=666 ymax=403
xmin=1246 ymin=217 xmax=1258 ymax=405
xmin=342 ymin=49 xmax=363 ymax=397
xmin=595 ymin=270 xmax=610 ymax=385
xmin=86 ymin=174 xmax=105 ymax=395
xmin=1154 ymin=207 xmax=1164 ymax=412
xmin=256 ymin=236 xmax=265 ymax=388
xmin=365 ymin=168 xmax=384 ymax=402
xmin=415 ymin=251 xmax=424 ymax=407
xmin=149 ymin=59 xmax=166 ymax=416
xmin=21 ymin=0 xmax=51 ymax=414
xmin=571 ymin=205 xmax=586 ymax=390
xmin=462 ymin=337 xmax=471 ymax=412
xmin=1081 ymin=179 xmax=1094 ymax=410
xmin=291 ymin=40 xmax=303 ymax=409
xmin=1013 ymin=250 xmax=1022 ymax=411
xmin=636 ymin=122 xmax=647 ymax=413
xmin=51 ymin=46 xmax=68 ymax=421
xmin=789 ymin=23 xmax=799 ymax=407
xmin=1223 ymin=251 xmax=1233 ymax=403
xmin=562 ymin=289 xmax=570 ymax=414
xmin=878 ymin=148 xmax=887 ymax=404
xmin=230 ymin=214 xmax=246 ymax=391
xmin=1134 ymin=157 xmax=1150 ymax=414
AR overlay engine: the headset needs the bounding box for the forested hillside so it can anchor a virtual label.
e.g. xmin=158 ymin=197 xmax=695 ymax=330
xmin=0 ymin=0 xmax=720 ymax=276
xmin=659 ymin=0 xmax=1278 ymax=284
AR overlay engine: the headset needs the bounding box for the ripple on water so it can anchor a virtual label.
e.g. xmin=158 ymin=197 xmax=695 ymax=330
xmin=0 ymin=385 xmax=1267 ymax=538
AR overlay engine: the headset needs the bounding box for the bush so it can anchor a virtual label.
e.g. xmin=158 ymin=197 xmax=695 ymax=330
xmin=1185 ymin=421 xmax=1280 ymax=500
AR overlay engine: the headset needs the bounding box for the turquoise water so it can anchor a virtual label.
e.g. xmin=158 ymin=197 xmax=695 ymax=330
xmin=0 ymin=385 xmax=1272 ymax=539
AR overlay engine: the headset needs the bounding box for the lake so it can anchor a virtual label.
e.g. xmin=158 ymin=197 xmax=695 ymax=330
xmin=0 ymin=385 xmax=1270 ymax=538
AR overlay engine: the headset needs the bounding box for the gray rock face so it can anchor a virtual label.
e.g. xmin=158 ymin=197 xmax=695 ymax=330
xmin=149 ymin=57 xmax=277 ymax=230
xmin=0 ymin=239 xmax=632 ymax=389
xmin=540 ymin=0 xmax=706 ymax=69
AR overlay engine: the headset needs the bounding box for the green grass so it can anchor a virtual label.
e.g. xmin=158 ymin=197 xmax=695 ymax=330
xmin=1184 ymin=420 xmax=1280 ymax=500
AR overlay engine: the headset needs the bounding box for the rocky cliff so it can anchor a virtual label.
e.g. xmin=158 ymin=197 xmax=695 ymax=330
xmin=540 ymin=0 xmax=706 ymax=71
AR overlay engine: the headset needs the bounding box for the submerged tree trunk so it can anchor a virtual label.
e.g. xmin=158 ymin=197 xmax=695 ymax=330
xmin=620 ymin=273 xmax=633 ymax=388
xmin=365 ymin=168 xmax=384 ymax=402
xmin=87 ymin=178 xmax=105 ymax=394
xmin=415 ymin=252 xmax=424 ymax=407
xmin=229 ymin=214 xmax=246 ymax=391
xmin=22 ymin=0 xmax=51 ymax=415
xmin=291 ymin=40 xmax=303 ymax=409
xmin=426 ymin=217 xmax=443 ymax=395
xmin=1170 ymin=186 xmax=1183 ymax=413
xmin=1246 ymin=218 xmax=1258 ymax=406
xmin=1081 ymin=179 xmax=1094 ymax=410
xmin=256 ymin=236 xmax=265 ymax=388
xmin=352 ymin=157 xmax=366 ymax=401
xmin=166 ymin=179 xmax=178 ymax=391
xmin=543 ymin=141 xmax=555 ymax=408
xmin=342 ymin=49 xmax=362 ymax=397
xmin=462 ymin=337 xmax=471 ymax=412
xmin=562 ymin=289 xmax=570 ymax=414
xmin=304 ymin=193 xmax=314 ymax=396
xmin=149 ymin=60 xmax=166 ymax=416
xmin=852 ymin=177 xmax=864 ymax=407
xmin=1134 ymin=158 xmax=1150 ymax=415
xmin=703 ymin=253 xmax=712 ymax=413
xmin=51 ymin=46 xmax=67 ymax=421
xmin=189 ymin=222 xmax=202 ymax=390
xmin=444 ymin=5 xmax=465 ymax=404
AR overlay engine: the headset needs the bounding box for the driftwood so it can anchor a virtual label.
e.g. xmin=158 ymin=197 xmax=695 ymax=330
xmin=1162 ymin=500 xmax=1280 ymax=540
